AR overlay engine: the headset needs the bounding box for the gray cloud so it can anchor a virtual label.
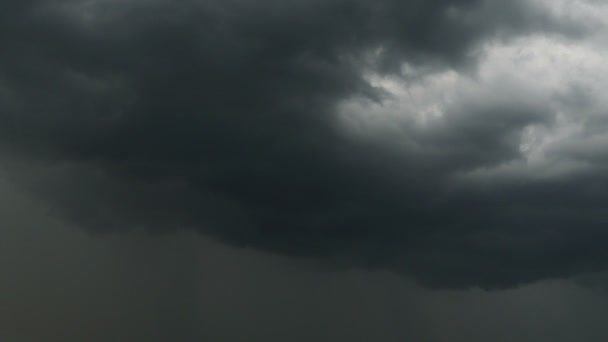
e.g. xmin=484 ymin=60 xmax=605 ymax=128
xmin=1 ymin=0 xmax=607 ymax=289
xmin=2 ymin=184 xmax=608 ymax=342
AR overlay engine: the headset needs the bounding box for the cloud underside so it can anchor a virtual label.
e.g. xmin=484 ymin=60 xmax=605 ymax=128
xmin=2 ymin=0 xmax=608 ymax=288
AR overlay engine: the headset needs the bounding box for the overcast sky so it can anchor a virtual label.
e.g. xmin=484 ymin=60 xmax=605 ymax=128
xmin=3 ymin=0 xmax=608 ymax=340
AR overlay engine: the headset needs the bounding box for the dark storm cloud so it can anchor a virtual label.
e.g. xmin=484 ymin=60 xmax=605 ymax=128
xmin=0 ymin=0 xmax=604 ymax=289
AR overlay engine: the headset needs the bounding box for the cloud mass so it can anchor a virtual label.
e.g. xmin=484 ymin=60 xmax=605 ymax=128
xmin=2 ymin=0 xmax=608 ymax=289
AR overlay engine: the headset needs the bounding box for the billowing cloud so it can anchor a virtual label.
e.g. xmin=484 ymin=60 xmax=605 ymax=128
xmin=1 ymin=0 xmax=608 ymax=289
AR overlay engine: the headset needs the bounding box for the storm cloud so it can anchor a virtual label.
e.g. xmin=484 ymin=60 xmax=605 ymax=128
xmin=2 ymin=0 xmax=608 ymax=289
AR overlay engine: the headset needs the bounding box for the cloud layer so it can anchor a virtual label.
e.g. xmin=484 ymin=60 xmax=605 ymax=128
xmin=2 ymin=0 xmax=608 ymax=288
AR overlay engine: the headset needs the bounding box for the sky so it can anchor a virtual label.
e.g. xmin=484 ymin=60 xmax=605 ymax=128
xmin=3 ymin=0 xmax=608 ymax=340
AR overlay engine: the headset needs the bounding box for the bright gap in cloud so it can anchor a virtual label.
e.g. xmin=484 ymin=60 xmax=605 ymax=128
xmin=338 ymin=30 xmax=608 ymax=181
